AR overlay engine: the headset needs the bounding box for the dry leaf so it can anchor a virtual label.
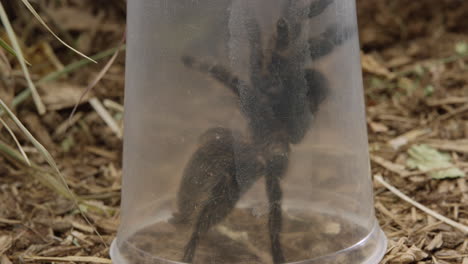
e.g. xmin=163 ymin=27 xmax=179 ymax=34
xmin=38 ymin=82 xmax=91 ymax=111
xmin=407 ymin=144 xmax=465 ymax=179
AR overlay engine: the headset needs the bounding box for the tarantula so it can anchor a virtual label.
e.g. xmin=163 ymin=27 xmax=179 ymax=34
xmin=170 ymin=0 xmax=354 ymax=263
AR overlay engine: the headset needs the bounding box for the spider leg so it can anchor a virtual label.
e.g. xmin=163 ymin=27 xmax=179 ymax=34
xmin=275 ymin=18 xmax=290 ymax=51
xmin=263 ymin=140 xmax=289 ymax=264
xmin=308 ymin=24 xmax=356 ymax=60
xmin=176 ymin=127 xmax=263 ymax=262
xmin=305 ymin=68 xmax=329 ymax=113
xmin=182 ymin=178 xmax=241 ymax=262
xmin=182 ymin=55 xmax=247 ymax=96
xmin=308 ymin=0 xmax=334 ymax=18
xmin=245 ymin=17 xmax=264 ymax=88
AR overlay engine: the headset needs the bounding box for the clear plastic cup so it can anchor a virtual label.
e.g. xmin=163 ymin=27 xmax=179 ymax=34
xmin=111 ymin=0 xmax=387 ymax=263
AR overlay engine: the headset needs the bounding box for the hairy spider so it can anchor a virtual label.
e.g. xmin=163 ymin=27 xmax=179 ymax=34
xmin=170 ymin=0 xmax=354 ymax=263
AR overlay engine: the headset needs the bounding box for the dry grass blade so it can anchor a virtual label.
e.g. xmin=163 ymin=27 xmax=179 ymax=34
xmin=0 ymin=2 xmax=46 ymax=114
xmin=375 ymin=175 xmax=468 ymax=234
xmin=0 ymin=44 xmax=126 ymax=116
xmin=0 ymin=117 xmax=30 ymax=166
xmin=0 ymin=98 xmax=108 ymax=247
xmin=23 ymin=256 xmax=112 ymax=263
xmin=68 ymin=31 xmax=126 ymax=125
xmin=0 ymin=139 xmax=74 ymax=199
xmin=0 ymin=98 xmax=62 ymax=182
xmin=19 ymin=0 xmax=96 ymax=63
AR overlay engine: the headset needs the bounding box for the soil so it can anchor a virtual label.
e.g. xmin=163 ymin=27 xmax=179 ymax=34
xmin=120 ymin=208 xmax=372 ymax=264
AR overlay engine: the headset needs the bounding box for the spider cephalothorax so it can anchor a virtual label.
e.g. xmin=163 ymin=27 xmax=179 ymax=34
xmin=171 ymin=0 xmax=355 ymax=263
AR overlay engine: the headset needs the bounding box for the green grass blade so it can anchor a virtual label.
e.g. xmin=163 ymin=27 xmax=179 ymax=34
xmin=7 ymin=45 xmax=126 ymax=112
xmin=0 ymin=37 xmax=31 ymax=66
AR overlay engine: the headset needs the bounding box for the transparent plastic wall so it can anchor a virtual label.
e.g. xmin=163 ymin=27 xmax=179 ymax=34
xmin=111 ymin=0 xmax=387 ymax=263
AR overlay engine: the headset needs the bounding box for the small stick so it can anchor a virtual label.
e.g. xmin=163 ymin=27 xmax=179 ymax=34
xmin=370 ymin=155 xmax=409 ymax=177
xmin=402 ymin=166 xmax=456 ymax=177
xmin=375 ymin=175 xmax=468 ymax=234
xmin=89 ymin=97 xmax=122 ymax=139
xmin=23 ymin=256 xmax=111 ymax=263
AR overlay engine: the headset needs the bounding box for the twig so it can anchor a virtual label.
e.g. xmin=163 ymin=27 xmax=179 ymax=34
xmin=434 ymin=103 xmax=468 ymax=122
xmin=23 ymin=256 xmax=111 ymax=263
xmin=375 ymin=175 xmax=468 ymax=234
xmin=89 ymin=98 xmax=122 ymax=139
xmin=426 ymin=97 xmax=468 ymax=106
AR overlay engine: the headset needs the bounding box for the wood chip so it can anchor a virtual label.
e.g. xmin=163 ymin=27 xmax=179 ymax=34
xmin=371 ymin=155 xmax=410 ymax=176
xmin=0 ymin=218 xmax=21 ymax=225
xmin=89 ymin=97 xmax=122 ymax=139
xmin=0 ymin=236 xmax=12 ymax=256
xmin=423 ymin=140 xmax=468 ymax=154
xmin=426 ymin=233 xmax=444 ymax=251
xmin=70 ymin=231 xmax=94 ymax=246
xmin=71 ymin=221 xmax=94 ymax=234
xmin=435 ymin=104 xmax=468 ymax=122
xmin=388 ymin=128 xmax=432 ymax=149
xmin=427 ymin=97 xmax=468 ymax=106
xmin=375 ymin=175 xmax=468 ymax=234
xmin=368 ymin=120 xmax=389 ymax=133
xmin=84 ymin=146 xmax=118 ymax=160
xmin=361 ymin=52 xmax=396 ymax=79
xmin=1 ymin=255 xmax=13 ymax=264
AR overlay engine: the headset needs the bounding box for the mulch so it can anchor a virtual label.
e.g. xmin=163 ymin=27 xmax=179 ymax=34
xmin=0 ymin=0 xmax=467 ymax=263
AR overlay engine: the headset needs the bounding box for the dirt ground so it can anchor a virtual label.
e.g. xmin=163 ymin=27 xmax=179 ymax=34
xmin=0 ymin=0 xmax=467 ymax=263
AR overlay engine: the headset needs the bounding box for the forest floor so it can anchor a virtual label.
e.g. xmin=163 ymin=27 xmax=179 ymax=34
xmin=0 ymin=1 xmax=467 ymax=263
